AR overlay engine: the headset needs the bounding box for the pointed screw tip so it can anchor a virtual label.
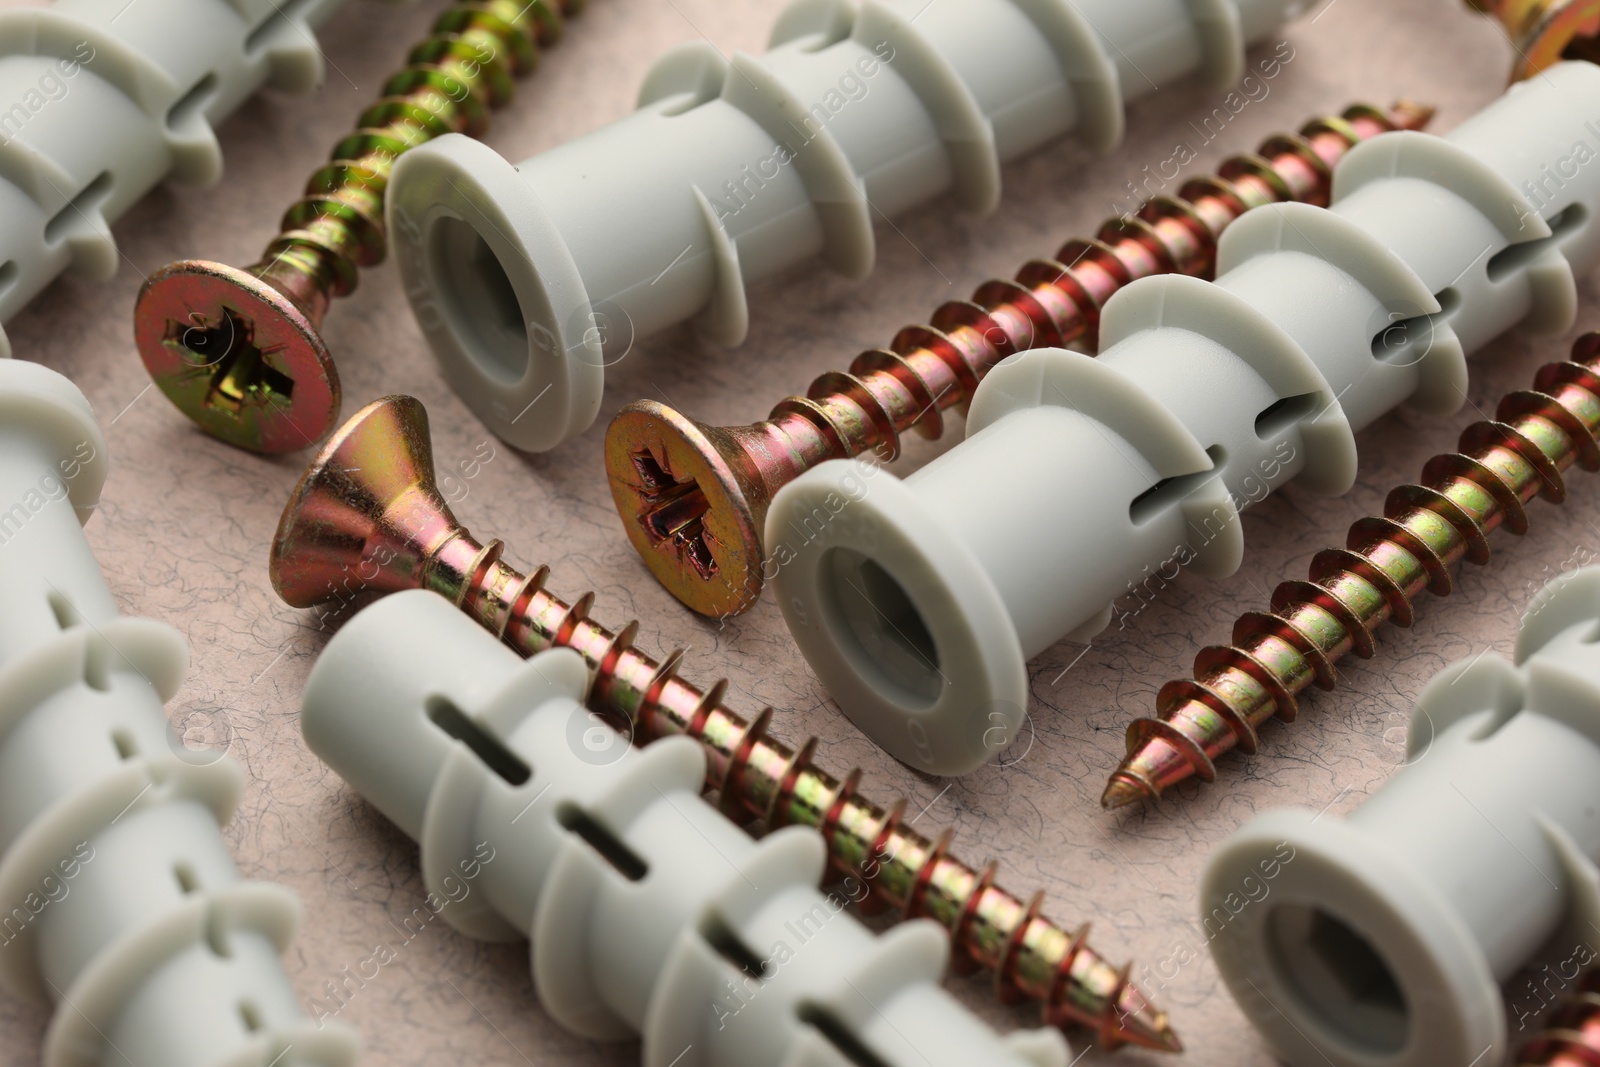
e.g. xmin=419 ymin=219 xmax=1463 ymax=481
xmin=1395 ymin=99 xmax=1438 ymax=127
xmin=1109 ymin=999 xmax=1184 ymax=1053
xmin=1101 ymin=774 xmax=1153 ymax=811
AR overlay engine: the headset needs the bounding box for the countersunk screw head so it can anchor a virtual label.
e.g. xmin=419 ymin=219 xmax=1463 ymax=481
xmin=134 ymin=260 xmax=340 ymax=454
xmin=605 ymin=401 xmax=764 ymax=619
xmin=270 ymin=394 xmax=447 ymax=609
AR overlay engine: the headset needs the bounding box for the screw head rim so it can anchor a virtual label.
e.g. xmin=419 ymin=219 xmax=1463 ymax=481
xmin=134 ymin=260 xmax=340 ymax=454
xmin=604 ymin=402 xmax=765 ymax=619
xmin=270 ymin=395 xmax=443 ymax=609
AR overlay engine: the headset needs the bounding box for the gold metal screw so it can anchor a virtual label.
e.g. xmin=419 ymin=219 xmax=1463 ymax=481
xmin=604 ymin=102 xmax=1434 ymax=621
xmin=271 ymin=395 xmax=1183 ymax=1053
xmin=1106 ymin=333 xmax=1600 ymax=808
xmin=133 ymin=0 xmax=583 ymax=454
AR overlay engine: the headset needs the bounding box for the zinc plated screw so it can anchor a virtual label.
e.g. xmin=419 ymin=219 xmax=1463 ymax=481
xmin=1516 ymin=968 xmax=1600 ymax=1064
xmin=604 ymin=101 xmax=1435 ymax=621
xmin=1104 ymin=332 xmax=1600 ymax=809
xmin=132 ymin=0 xmax=583 ymax=455
xmin=270 ymin=395 xmax=1183 ymax=1053
xmin=1469 ymin=0 xmax=1600 ymax=80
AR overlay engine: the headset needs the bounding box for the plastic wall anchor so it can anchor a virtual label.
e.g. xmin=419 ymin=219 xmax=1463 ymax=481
xmin=0 ymin=359 xmax=357 ymax=1065
xmin=767 ymin=60 xmax=1600 ymax=776
xmin=300 ymin=588 xmax=1073 ymax=1067
xmin=1201 ymin=564 xmax=1600 ymax=1067
xmin=384 ymin=0 xmax=1313 ymax=452
xmin=0 ymin=0 xmax=409 ymax=357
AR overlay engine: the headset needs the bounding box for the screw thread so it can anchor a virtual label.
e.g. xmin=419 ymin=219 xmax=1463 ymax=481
xmin=1515 ymin=968 xmax=1600 ymax=1065
xmin=759 ymin=102 xmax=1428 ymax=476
xmin=1104 ymin=333 xmax=1600 ymax=809
xmin=248 ymin=0 xmax=582 ymax=317
xmin=409 ymin=537 xmax=1177 ymax=1051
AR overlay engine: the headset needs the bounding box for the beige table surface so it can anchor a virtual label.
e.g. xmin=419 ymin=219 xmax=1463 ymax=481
xmin=0 ymin=0 xmax=1587 ymax=1062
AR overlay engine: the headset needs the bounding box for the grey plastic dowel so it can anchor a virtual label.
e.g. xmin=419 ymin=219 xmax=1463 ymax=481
xmin=0 ymin=0 xmax=391 ymax=359
xmin=0 ymin=358 xmax=359 ymax=1066
xmin=1202 ymin=566 xmax=1600 ymax=1067
xmin=300 ymin=588 xmax=1072 ymax=1067
xmin=766 ymin=60 xmax=1600 ymax=776
xmin=386 ymin=0 xmax=1315 ymax=451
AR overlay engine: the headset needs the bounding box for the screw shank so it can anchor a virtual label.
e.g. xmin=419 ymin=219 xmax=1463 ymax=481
xmin=245 ymin=0 xmax=580 ymax=307
xmin=1112 ymin=336 xmax=1600 ymax=804
xmin=472 ymin=553 xmax=1167 ymax=1045
xmin=302 ymin=589 xmax=1067 ymax=1067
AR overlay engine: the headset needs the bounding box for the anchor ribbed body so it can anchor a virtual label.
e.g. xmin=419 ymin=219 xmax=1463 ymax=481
xmin=0 ymin=361 xmax=352 ymax=1066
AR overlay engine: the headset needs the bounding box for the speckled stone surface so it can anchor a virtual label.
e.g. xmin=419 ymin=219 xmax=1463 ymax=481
xmin=0 ymin=0 xmax=1584 ymax=1063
